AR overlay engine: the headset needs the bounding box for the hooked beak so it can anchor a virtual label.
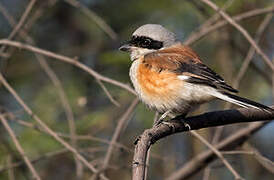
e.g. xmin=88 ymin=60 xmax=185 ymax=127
xmin=119 ymin=43 xmax=132 ymax=52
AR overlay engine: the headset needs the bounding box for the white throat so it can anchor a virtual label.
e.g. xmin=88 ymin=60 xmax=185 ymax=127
xmin=130 ymin=48 xmax=156 ymax=61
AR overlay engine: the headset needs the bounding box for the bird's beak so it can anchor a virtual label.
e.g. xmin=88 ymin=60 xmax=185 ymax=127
xmin=119 ymin=43 xmax=132 ymax=52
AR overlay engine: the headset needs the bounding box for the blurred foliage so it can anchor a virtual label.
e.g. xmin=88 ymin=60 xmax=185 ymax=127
xmin=0 ymin=0 xmax=273 ymax=179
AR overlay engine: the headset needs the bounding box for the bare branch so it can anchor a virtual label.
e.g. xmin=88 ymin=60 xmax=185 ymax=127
xmin=0 ymin=115 xmax=41 ymax=180
xmin=234 ymin=13 xmax=273 ymax=89
xmin=0 ymin=39 xmax=136 ymax=95
xmin=102 ymin=98 xmax=139 ymax=170
xmin=188 ymin=0 xmax=235 ymax=41
xmin=64 ymin=0 xmax=118 ymax=40
xmin=0 ymin=3 xmax=83 ymax=177
xmin=190 ymin=131 xmax=243 ymax=180
xmin=4 ymin=0 xmax=36 ymax=40
xmin=132 ymin=107 xmax=274 ymax=180
xmin=0 ymin=0 xmax=36 ymax=53
xmin=95 ymin=78 xmax=121 ymax=107
xmin=185 ymin=5 xmax=274 ymax=45
xmin=200 ymin=0 xmax=273 ymax=71
xmin=0 ymin=73 xmax=109 ymax=180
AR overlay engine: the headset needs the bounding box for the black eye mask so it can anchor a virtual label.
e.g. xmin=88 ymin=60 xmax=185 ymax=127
xmin=129 ymin=36 xmax=163 ymax=50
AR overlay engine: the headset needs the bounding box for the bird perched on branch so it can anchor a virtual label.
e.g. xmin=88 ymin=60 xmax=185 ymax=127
xmin=119 ymin=24 xmax=272 ymax=124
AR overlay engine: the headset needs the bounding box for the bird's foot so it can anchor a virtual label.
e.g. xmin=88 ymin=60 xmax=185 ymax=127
xmin=183 ymin=122 xmax=191 ymax=131
xmin=153 ymin=110 xmax=172 ymax=127
xmin=176 ymin=114 xmax=191 ymax=131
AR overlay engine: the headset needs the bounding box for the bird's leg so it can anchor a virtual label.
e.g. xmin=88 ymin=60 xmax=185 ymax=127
xmin=153 ymin=110 xmax=172 ymax=126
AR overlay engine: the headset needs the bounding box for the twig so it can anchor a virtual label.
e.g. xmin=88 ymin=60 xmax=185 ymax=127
xmin=3 ymin=114 xmax=167 ymax=171
xmin=0 ymin=4 xmax=83 ymax=177
xmin=190 ymin=131 xmax=243 ymax=180
xmin=245 ymin=145 xmax=274 ymax=174
xmin=64 ymin=0 xmax=118 ymax=40
xmin=200 ymin=0 xmax=274 ymax=71
xmin=185 ymin=5 xmax=274 ymax=45
xmin=7 ymin=155 xmax=15 ymax=180
xmin=0 ymin=147 xmax=104 ymax=173
xmin=4 ymin=0 xmax=36 ymax=40
xmin=204 ymin=13 xmax=273 ymax=179
xmin=166 ymin=122 xmax=267 ymax=180
xmin=0 ymin=0 xmax=36 ymax=53
xmin=0 ymin=2 xmax=128 ymax=107
xmin=0 ymin=39 xmax=136 ymax=95
xmin=188 ymin=0 xmax=235 ymax=41
xmin=233 ymin=13 xmax=273 ymax=89
xmin=95 ymin=78 xmax=121 ymax=107
xmin=100 ymin=98 xmax=139 ymax=173
xmin=0 ymin=73 xmax=109 ymax=180
xmin=0 ymin=115 xmax=41 ymax=180
xmin=221 ymin=150 xmax=254 ymax=155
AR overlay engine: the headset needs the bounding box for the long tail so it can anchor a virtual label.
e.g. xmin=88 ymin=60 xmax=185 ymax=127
xmin=211 ymin=92 xmax=273 ymax=112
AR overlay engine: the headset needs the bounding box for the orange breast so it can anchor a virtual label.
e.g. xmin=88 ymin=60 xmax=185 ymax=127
xmin=137 ymin=62 xmax=182 ymax=101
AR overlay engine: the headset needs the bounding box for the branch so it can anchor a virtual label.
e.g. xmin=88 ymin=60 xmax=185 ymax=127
xmin=64 ymin=0 xmax=118 ymax=40
xmin=132 ymin=106 xmax=274 ymax=180
xmin=200 ymin=0 xmax=274 ymax=71
xmin=0 ymin=115 xmax=41 ymax=180
xmin=0 ymin=3 xmax=84 ymax=177
xmin=0 ymin=39 xmax=136 ymax=95
xmin=99 ymin=98 xmax=139 ymax=176
xmin=190 ymin=131 xmax=243 ymax=180
xmin=0 ymin=73 xmax=109 ymax=180
xmin=184 ymin=5 xmax=274 ymax=45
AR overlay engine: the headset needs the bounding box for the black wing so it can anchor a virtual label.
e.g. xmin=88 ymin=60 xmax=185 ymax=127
xmin=174 ymin=60 xmax=238 ymax=93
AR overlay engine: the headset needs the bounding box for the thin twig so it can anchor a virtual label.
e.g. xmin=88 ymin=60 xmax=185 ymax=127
xmin=245 ymin=144 xmax=274 ymax=174
xmin=0 ymin=2 xmax=126 ymax=108
xmin=101 ymin=98 xmax=139 ymax=173
xmin=200 ymin=0 xmax=274 ymax=71
xmin=204 ymin=13 xmax=273 ymax=179
xmin=95 ymin=78 xmax=121 ymax=107
xmin=0 ymin=4 xmax=83 ymax=177
xmin=190 ymin=131 xmax=243 ymax=180
xmin=188 ymin=0 xmax=235 ymax=42
xmin=0 ymin=39 xmax=136 ymax=95
xmin=0 ymin=115 xmax=41 ymax=180
xmin=166 ymin=122 xmax=268 ymax=180
xmin=64 ymin=0 xmax=118 ymax=40
xmin=4 ymin=111 xmax=167 ymax=165
xmin=185 ymin=5 xmax=274 ymax=45
xmin=7 ymin=155 xmax=15 ymax=180
xmin=5 ymin=0 xmax=36 ymax=40
xmin=0 ymin=73 xmax=109 ymax=180
xmin=0 ymin=147 xmax=104 ymax=173
xmin=233 ymin=13 xmax=273 ymax=89
xmin=0 ymin=0 xmax=36 ymax=53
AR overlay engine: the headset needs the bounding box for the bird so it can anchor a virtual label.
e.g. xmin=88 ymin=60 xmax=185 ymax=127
xmin=119 ymin=24 xmax=272 ymax=124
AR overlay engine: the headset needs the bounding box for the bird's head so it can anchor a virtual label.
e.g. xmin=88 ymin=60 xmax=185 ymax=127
xmin=119 ymin=24 xmax=177 ymax=61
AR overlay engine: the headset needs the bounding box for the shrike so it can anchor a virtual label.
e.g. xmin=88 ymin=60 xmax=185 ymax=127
xmin=119 ymin=24 xmax=272 ymax=123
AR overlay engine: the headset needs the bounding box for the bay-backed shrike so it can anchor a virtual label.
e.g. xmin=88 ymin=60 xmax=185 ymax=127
xmin=119 ymin=24 xmax=272 ymax=123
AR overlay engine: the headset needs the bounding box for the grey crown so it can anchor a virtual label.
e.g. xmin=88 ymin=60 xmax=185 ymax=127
xmin=132 ymin=24 xmax=177 ymax=47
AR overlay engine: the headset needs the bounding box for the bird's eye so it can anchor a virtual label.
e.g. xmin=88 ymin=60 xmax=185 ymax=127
xmin=142 ymin=39 xmax=151 ymax=47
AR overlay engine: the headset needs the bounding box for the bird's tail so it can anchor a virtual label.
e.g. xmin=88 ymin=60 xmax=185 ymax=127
xmin=211 ymin=92 xmax=273 ymax=112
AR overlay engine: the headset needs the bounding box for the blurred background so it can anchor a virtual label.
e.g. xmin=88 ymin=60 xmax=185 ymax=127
xmin=0 ymin=0 xmax=273 ymax=179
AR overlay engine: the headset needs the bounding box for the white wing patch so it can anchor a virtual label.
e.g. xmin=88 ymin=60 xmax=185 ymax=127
xmin=178 ymin=75 xmax=190 ymax=80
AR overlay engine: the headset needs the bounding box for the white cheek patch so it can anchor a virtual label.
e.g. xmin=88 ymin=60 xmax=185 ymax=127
xmin=178 ymin=75 xmax=190 ymax=80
